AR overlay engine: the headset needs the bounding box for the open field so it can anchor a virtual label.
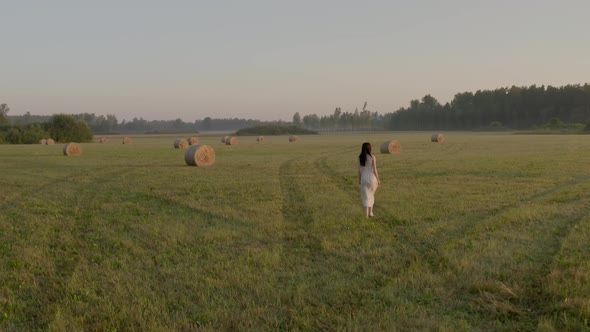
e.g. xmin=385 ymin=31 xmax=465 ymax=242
xmin=1 ymin=132 xmax=590 ymax=330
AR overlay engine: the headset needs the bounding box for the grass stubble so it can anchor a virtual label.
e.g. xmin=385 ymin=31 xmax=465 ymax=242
xmin=0 ymin=133 xmax=589 ymax=330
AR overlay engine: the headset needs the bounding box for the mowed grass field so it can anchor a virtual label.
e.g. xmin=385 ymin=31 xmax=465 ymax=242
xmin=1 ymin=132 xmax=590 ymax=331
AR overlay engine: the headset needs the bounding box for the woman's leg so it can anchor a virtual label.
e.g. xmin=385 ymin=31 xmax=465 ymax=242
xmin=368 ymin=206 xmax=374 ymax=217
xmin=364 ymin=206 xmax=370 ymax=218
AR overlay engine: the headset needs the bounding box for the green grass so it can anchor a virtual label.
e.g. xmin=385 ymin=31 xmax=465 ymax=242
xmin=1 ymin=133 xmax=590 ymax=330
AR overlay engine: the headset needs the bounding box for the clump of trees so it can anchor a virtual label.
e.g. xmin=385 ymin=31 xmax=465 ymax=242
xmin=235 ymin=125 xmax=317 ymax=136
xmin=0 ymin=104 xmax=51 ymax=144
xmin=0 ymin=108 xmax=93 ymax=144
xmin=2 ymin=123 xmax=48 ymax=144
xmin=46 ymin=114 xmax=93 ymax=143
xmin=296 ymin=106 xmax=385 ymax=132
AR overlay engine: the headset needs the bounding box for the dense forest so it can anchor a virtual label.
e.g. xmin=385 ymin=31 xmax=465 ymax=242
xmin=295 ymin=84 xmax=590 ymax=131
xmin=2 ymin=83 xmax=590 ymax=138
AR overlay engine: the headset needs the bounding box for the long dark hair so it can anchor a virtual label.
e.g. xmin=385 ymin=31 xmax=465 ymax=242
xmin=359 ymin=142 xmax=372 ymax=166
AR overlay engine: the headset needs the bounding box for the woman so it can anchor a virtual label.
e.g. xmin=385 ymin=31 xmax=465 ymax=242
xmin=358 ymin=142 xmax=380 ymax=218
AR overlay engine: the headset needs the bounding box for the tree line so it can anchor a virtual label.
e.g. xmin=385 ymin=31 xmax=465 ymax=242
xmin=2 ymin=83 xmax=590 ymax=143
xmin=0 ymin=107 xmax=93 ymax=144
xmin=293 ymin=84 xmax=590 ymax=131
xmin=5 ymin=112 xmax=285 ymax=134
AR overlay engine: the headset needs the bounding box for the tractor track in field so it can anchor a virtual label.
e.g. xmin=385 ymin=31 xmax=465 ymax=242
xmin=519 ymin=199 xmax=590 ymax=325
xmin=0 ymin=168 xmax=104 ymax=212
xmin=435 ymin=182 xmax=590 ymax=328
xmin=315 ymin=149 xmax=590 ymax=265
xmin=315 ymin=149 xmax=590 ymax=327
xmin=317 ymin=145 xmax=590 ymax=241
xmin=0 ymin=167 xmax=128 ymax=328
xmin=422 ymin=173 xmax=590 ymax=256
xmin=274 ymin=146 xmax=359 ymax=321
xmin=417 ymin=177 xmax=590 ymax=326
xmin=277 ymin=158 xmax=321 ymax=251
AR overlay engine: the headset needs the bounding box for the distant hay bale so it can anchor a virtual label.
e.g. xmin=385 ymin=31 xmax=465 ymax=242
xmin=122 ymin=137 xmax=131 ymax=144
xmin=99 ymin=137 xmax=107 ymax=143
xmin=46 ymin=138 xmax=55 ymax=145
xmin=187 ymin=136 xmax=199 ymax=145
xmin=257 ymin=136 xmax=265 ymax=142
xmin=380 ymin=140 xmax=401 ymax=154
xmin=174 ymin=138 xmax=189 ymax=149
xmin=63 ymin=143 xmax=82 ymax=156
xmin=431 ymin=133 xmax=445 ymax=143
xmin=222 ymin=136 xmax=230 ymax=143
xmin=39 ymin=139 xmax=47 ymax=145
xmin=184 ymin=144 xmax=215 ymax=167
xmin=289 ymin=135 xmax=300 ymax=143
xmin=225 ymin=136 xmax=238 ymax=145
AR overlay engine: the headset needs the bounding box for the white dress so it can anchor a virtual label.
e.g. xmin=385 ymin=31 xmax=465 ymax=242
xmin=359 ymin=154 xmax=378 ymax=208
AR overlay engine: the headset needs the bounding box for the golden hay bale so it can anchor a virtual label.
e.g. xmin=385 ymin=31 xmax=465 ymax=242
xmin=289 ymin=135 xmax=300 ymax=143
xmin=257 ymin=136 xmax=265 ymax=142
xmin=225 ymin=136 xmax=238 ymax=145
xmin=63 ymin=143 xmax=82 ymax=156
xmin=184 ymin=144 xmax=215 ymax=167
xmin=222 ymin=136 xmax=230 ymax=143
xmin=431 ymin=133 xmax=445 ymax=143
xmin=99 ymin=137 xmax=108 ymax=143
xmin=46 ymin=138 xmax=55 ymax=145
xmin=380 ymin=140 xmax=401 ymax=154
xmin=39 ymin=139 xmax=47 ymax=145
xmin=174 ymin=138 xmax=189 ymax=149
xmin=187 ymin=136 xmax=199 ymax=145
xmin=122 ymin=137 xmax=132 ymax=144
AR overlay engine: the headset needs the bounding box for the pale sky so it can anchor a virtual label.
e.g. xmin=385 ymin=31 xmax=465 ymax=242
xmin=1 ymin=0 xmax=589 ymax=122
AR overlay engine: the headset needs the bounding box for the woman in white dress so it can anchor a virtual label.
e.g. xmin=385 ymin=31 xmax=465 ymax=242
xmin=358 ymin=142 xmax=380 ymax=218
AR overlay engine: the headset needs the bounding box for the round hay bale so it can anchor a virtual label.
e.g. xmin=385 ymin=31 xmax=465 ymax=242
xmin=63 ymin=143 xmax=82 ymax=156
xmin=99 ymin=137 xmax=108 ymax=143
xmin=380 ymin=140 xmax=401 ymax=154
xmin=431 ymin=133 xmax=445 ymax=143
xmin=222 ymin=136 xmax=230 ymax=143
xmin=257 ymin=136 xmax=265 ymax=142
xmin=225 ymin=136 xmax=238 ymax=145
xmin=39 ymin=139 xmax=47 ymax=145
xmin=184 ymin=144 xmax=215 ymax=167
xmin=122 ymin=137 xmax=131 ymax=144
xmin=187 ymin=136 xmax=199 ymax=145
xmin=46 ymin=138 xmax=55 ymax=145
xmin=289 ymin=135 xmax=300 ymax=143
xmin=174 ymin=138 xmax=189 ymax=149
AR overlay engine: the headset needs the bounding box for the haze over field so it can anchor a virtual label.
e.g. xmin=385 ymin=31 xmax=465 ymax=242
xmin=1 ymin=1 xmax=589 ymax=121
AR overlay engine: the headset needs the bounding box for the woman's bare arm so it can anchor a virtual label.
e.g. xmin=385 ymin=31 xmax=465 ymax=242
xmin=358 ymin=163 xmax=362 ymax=184
xmin=372 ymin=155 xmax=380 ymax=184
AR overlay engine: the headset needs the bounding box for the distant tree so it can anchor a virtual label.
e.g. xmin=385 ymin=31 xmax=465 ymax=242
xmin=5 ymin=127 xmax=22 ymax=144
xmin=174 ymin=118 xmax=183 ymax=129
xmin=0 ymin=104 xmax=10 ymax=125
xmin=46 ymin=114 xmax=93 ymax=143
xmin=302 ymin=113 xmax=320 ymax=130
xmin=95 ymin=114 xmax=118 ymax=133
xmin=21 ymin=111 xmax=33 ymax=125
xmin=292 ymin=112 xmax=301 ymax=126
xmin=202 ymin=117 xmax=212 ymax=131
